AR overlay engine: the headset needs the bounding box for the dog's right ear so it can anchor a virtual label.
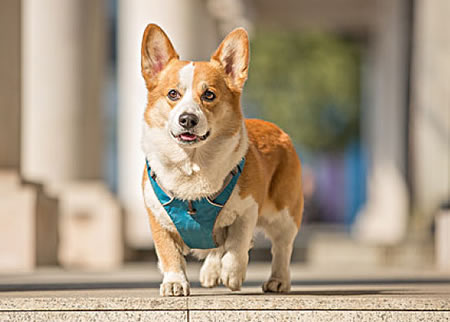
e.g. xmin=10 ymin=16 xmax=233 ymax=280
xmin=141 ymin=24 xmax=179 ymax=82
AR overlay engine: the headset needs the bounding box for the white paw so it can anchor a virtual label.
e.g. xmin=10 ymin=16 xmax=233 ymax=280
xmin=262 ymin=277 xmax=291 ymax=293
xmin=200 ymin=257 xmax=221 ymax=288
xmin=220 ymin=252 xmax=247 ymax=291
xmin=160 ymin=272 xmax=190 ymax=296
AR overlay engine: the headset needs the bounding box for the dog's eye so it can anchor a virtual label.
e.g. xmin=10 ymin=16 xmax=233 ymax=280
xmin=202 ymin=90 xmax=216 ymax=102
xmin=167 ymin=89 xmax=180 ymax=101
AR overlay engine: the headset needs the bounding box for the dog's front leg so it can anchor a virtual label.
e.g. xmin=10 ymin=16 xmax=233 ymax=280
xmin=147 ymin=209 xmax=190 ymax=296
xmin=221 ymin=205 xmax=258 ymax=291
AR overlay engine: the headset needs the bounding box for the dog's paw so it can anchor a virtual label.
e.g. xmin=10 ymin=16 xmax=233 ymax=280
xmin=160 ymin=272 xmax=190 ymax=296
xmin=220 ymin=252 xmax=247 ymax=291
xmin=262 ymin=277 xmax=291 ymax=293
xmin=200 ymin=257 xmax=221 ymax=288
xmin=160 ymin=281 xmax=190 ymax=296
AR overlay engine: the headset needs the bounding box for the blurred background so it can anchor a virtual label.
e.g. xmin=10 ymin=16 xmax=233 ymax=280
xmin=0 ymin=0 xmax=448 ymax=274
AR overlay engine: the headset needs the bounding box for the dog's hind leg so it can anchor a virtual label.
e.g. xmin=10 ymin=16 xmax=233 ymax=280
xmin=261 ymin=208 xmax=299 ymax=293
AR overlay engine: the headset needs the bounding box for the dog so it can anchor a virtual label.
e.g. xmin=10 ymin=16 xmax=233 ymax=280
xmin=140 ymin=24 xmax=303 ymax=296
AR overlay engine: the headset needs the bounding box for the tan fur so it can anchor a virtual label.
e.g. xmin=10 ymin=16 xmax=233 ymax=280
xmin=240 ymin=119 xmax=304 ymax=227
xmin=142 ymin=169 xmax=185 ymax=267
xmin=140 ymin=24 xmax=303 ymax=296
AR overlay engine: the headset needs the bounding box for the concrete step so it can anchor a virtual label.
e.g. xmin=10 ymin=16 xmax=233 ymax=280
xmin=0 ymin=264 xmax=449 ymax=321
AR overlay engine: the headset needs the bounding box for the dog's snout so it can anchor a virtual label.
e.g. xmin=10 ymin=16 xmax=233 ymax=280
xmin=179 ymin=113 xmax=199 ymax=129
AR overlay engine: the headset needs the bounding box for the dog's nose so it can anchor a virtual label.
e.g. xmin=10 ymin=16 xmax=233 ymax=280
xmin=179 ymin=113 xmax=199 ymax=129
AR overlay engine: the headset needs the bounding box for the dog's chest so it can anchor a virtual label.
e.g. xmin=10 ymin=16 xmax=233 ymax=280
xmin=143 ymin=179 xmax=256 ymax=248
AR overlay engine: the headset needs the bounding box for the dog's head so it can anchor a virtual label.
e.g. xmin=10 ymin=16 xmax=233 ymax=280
xmin=141 ymin=24 xmax=249 ymax=148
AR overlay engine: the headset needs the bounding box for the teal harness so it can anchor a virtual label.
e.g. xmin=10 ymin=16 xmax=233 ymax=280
xmin=146 ymin=158 xmax=245 ymax=249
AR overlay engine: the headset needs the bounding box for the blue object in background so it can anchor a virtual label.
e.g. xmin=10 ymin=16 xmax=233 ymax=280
xmin=344 ymin=141 xmax=367 ymax=227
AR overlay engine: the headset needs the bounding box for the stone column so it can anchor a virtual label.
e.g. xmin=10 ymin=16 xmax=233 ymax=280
xmin=0 ymin=0 xmax=58 ymax=272
xmin=21 ymin=0 xmax=123 ymax=269
xmin=410 ymin=0 xmax=449 ymax=222
xmin=21 ymin=0 xmax=83 ymax=190
xmin=352 ymin=0 xmax=410 ymax=245
xmin=118 ymin=0 xmax=218 ymax=248
xmin=0 ymin=0 xmax=34 ymax=272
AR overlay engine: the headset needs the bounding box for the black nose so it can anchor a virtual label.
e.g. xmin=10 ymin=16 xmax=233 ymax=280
xmin=179 ymin=113 xmax=199 ymax=129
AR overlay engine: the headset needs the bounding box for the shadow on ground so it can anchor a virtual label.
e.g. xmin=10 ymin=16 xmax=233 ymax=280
xmin=1 ymin=278 xmax=449 ymax=293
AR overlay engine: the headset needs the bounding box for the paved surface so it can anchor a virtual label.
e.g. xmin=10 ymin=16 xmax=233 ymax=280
xmin=0 ymin=263 xmax=449 ymax=321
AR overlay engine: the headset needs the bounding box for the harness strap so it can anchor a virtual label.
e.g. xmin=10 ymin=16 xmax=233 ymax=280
xmin=146 ymin=158 xmax=245 ymax=249
xmin=148 ymin=161 xmax=243 ymax=201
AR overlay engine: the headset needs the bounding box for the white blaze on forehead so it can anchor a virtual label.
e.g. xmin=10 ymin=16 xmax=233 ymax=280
xmin=178 ymin=62 xmax=195 ymax=91
xmin=175 ymin=62 xmax=198 ymax=113
xmin=168 ymin=61 xmax=208 ymax=136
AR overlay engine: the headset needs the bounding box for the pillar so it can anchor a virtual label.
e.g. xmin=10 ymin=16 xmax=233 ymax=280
xmin=410 ymin=0 xmax=449 ymax=222
xmin=21 ymin=0 xmax=123 ymax=269
xmin=352 ymin=0 xmax=410 ymax=245
xmin=0 ymin=0 xmax=58 ymax=272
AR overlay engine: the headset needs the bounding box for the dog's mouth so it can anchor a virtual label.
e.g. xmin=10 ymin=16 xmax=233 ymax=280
xmin=171 ymin=131 xmax=210 ymax=144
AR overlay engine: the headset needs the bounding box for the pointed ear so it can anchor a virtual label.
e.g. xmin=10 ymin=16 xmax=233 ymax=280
xmin=211 ymin=28 xmax=249 ymax=90
xmin=141 ymin=24 xmax=179 ymax=81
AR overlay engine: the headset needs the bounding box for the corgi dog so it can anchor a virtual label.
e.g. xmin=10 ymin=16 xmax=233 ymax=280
xmin=141 ymin=24 xmax=303 ymax=296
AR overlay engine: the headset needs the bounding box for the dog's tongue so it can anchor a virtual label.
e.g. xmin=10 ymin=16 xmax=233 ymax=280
xmin=180 ymin=133 xmax=197 ymax=141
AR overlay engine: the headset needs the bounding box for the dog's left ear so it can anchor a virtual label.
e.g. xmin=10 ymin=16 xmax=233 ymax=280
xmin=211 ymin=28 xmax=249 ymax=91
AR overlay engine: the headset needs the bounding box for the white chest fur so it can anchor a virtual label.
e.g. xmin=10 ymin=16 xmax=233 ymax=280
xmin=141 ymin=119 xmax=248 ymax=200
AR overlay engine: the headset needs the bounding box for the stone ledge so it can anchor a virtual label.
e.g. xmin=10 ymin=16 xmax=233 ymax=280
xmin=0 ymin=285 xmax=449 ymax=312
xmin=0 ymin=311 xmax=186 ymax=322
xmin=189 ymin=310 xmax=449 ymax=322
xmin=0 ymin=310 xmax=448 ymax=322
xmin=0 ymin=264 xmax=449 ymax=322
